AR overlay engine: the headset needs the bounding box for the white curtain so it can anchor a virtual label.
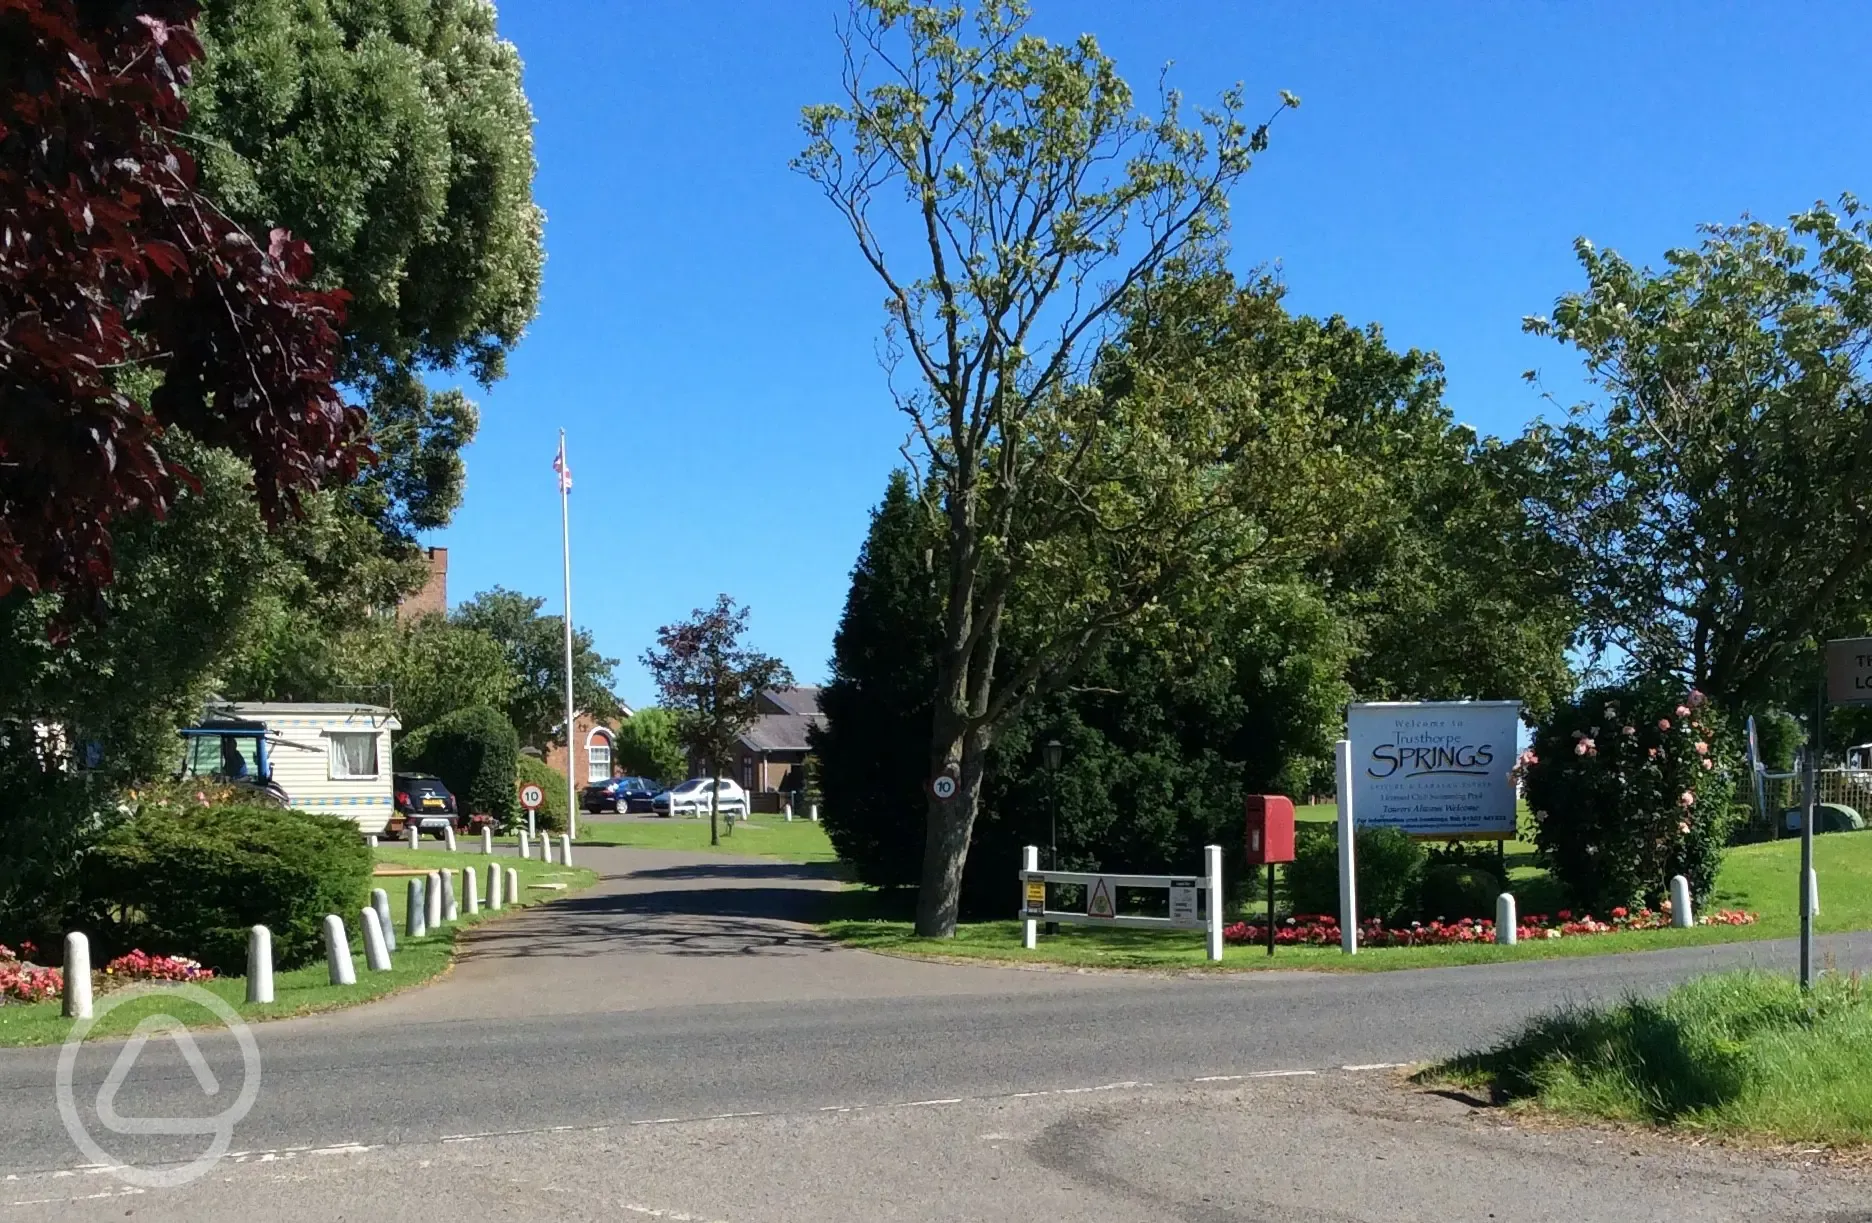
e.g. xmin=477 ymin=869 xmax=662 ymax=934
xmin=331 ymin=733 xmax=378 ymax=778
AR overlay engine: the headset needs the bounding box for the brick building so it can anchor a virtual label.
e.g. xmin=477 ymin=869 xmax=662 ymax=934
xmin=396 ymin=547 xmax=450 ymax=621
xmin=544 ymin=707 xmax=634 ymax=787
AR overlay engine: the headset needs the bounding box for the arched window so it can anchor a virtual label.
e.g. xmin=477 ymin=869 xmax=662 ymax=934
xmin=585 ymin=727 xmax=614 ymax=784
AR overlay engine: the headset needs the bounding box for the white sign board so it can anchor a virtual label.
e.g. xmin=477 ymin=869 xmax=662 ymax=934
xmin=1347 ymin=701 xmax=1521 ymax=839
xmin=1826 ymin=637 xmax=1872 ymax=705
xmin=1167 ymin=880 xmax=1199 ymax=928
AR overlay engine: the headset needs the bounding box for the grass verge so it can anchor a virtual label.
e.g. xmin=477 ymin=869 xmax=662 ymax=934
xmin=567 ymin=813 xmax=840 ymax=864
xmin=0 ymin=847 xmax=595 ymax=1047
xmin=822 ymin=829 xmax=1872 ymax=971
xmin=1415 ymin=969 xmax=1872 ymax=1145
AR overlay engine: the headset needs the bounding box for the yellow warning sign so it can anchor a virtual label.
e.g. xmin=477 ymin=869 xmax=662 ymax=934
xmin=1025 ymin=879 xmax=1046 ymax=910
xmin=1087 ymin=876 xmax=1116 ymax=919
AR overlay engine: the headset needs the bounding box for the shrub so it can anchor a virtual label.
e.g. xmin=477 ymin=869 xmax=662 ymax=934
xmin=515 ymin=754 xmax=568 ymax=833
xmin=1287 ymin=824 xmax=1426 ymax=925
xmin=400 ymin=705 xmax=519 ymax=825
xmin=1522 ymin=677 xmax=1739 ymax=913
xmin=81 ymin=804 xmax=373 ymax=973
xmin=1418 ymin=863 xmax=1502 ymax=921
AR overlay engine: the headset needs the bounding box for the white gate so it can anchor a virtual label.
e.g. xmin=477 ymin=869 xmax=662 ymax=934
xmin=1018 ymin=844 xmax=1224 ymax=961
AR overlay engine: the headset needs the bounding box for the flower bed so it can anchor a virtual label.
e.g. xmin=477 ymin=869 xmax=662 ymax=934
xmin=1 ymin=944 xmax=213 ymax=1005
xmin=1222 ymin=905 xmax=1757 ymax=948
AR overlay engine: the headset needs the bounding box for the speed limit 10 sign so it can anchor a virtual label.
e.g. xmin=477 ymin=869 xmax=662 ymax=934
xmin=519 ymin=782 xmax=545 ymax=811
xmin=930 ymin=775 xmax=958 ymax=801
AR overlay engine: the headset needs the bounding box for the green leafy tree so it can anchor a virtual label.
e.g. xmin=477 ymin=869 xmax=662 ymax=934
xmin=188 ymin=0 xmax=544 ymax=543
xmin=642 ymin=596 xmax=792 ymax=847
xmin=613 ymin=707 xmax=688 ymax=784
xmin=514 ymin=754 xmax=569 ymax=832
xmin=452 ymin=587 xmax=620 ymax=748
xmin=400 ymin=704 xmax=519 ymax=825
xmin=799 ymin=1 xmax=1324 ymax=935
xmin=1521 ymin=196 xmax=1872 ymax=707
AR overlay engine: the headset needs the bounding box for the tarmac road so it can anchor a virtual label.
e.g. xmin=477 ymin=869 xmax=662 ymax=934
xmin=2 ymin=845 xmax=1868 ymax=1219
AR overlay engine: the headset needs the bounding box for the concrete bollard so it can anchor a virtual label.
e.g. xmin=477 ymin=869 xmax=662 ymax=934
xmin=465 ymin=863 xmax=481 ymax=914
xmin=407 ymin=877 xmax=427 ymax=938
xmin=784 ymin=802 xmax=793 ymax=821
xmin=1808 ymin=868 xmax=1821 ymax=917
xmin=810 ymin=803 xmax=819 ymax=823
xmin=1495 ymin=893 xmax=1518 ymax=946
xmin=407 ymin=824 xmax=419 ymax=851
xmin=541 ymin=835 xmax=555 ymax=865
xmin=372 ymin=888 xmax=396 ymax=952
xmin=444 ymin=826 xmax=458 ymax=853
xmin=518 ymin=830 xmax=531 ymax=860
xmin=324 ymin=914 xmax=356 ymax=986
xmin=360 ymin=906 xmax=391 ymax=972
xmin=441 ymin=869 xmax=459 ymax=922
xmin=488 ymin=861 xmax=504 ymax=910
xmin=560 ymin=834 xmax=572 ymax=868
xmin=1670 ymin=874 xmax=1694 ymax=928
xmin=246 ymin=925 xmax=274 ymax=1004
xmin=506 ymin=867 xmax=519 ymax=905
xmin=61 ymin=932 xmax=93 ymax=1019
xmin=426 ymin=871 xmax=444 ymax=928
xmin=366 ymin=833 xmax=378 ymax=849
xmin=482 ymin=827 xmax=493 ymax=855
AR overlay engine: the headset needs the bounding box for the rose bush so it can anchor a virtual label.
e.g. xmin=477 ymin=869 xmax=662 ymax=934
xmin=1520 ymin=677 xmax=1739 ymax=913
xmin=1222 ymin=904 xmax=1756 ymax=948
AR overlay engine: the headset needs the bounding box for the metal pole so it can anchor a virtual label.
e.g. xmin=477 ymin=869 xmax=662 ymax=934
xmin=1044 ymin=768 xmax=1059 ymax=936
xmin=1801 ymin=747 xmax=1816 ymax=990
xmin=560 ymin=429 xmax=578 ymax=841
xmin=1265 ymin=861 xmax=1275 ymax=957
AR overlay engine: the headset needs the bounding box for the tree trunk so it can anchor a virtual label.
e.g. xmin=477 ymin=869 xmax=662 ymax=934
xmin=913 ymin=721 xmax=990 ymax=937
xmin=708 ymin=754 xmax=720 ymax=847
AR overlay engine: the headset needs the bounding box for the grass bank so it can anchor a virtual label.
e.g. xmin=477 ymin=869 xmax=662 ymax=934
xmin=1417 ymin=969 xmax=1872 ymax=1146
xmin=823 ymin=829 xmax=1872 ymax=971
xmin=0 ymin=847 xmax=595 ymax=1047
xmin=568 ymin=813 xmax=840 ymax=864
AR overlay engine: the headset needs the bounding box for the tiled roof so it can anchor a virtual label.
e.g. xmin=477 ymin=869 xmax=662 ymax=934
xmin=738 ymin=713 xmax=826 ymax=753
xmin=760 ymin=686 xmax=823 ymax=716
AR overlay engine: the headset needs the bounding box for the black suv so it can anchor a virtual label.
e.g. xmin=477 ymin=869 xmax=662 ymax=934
xmin=582 ymin=775 xmax=662 ymax=814
xmin=393 ymin=773 xmax=459 ymax=837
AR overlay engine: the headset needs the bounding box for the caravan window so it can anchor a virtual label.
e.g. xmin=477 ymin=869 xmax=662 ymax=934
xmin=328 ymin=732 xmax=380 ymax=780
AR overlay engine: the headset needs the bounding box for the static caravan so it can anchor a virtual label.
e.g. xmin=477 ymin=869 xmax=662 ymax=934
xmin=189 ymin=702 xmax=401 ymax=835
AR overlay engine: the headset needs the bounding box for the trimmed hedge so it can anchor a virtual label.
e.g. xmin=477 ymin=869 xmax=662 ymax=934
xmin=1419 ymin=863 xmax=1502 ymax=921
xmin=401 ymin=705 xmax=519 ymax=825
xmin=1287 ymin=824 xmax=1426 ymax=925
xmin=515 ymin=755 xmax=569 ymax=832
xmin=83 ymin=804 xmax=372 ymax=973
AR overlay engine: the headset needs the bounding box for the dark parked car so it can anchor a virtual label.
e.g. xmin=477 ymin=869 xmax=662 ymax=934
xmin=393 ymin=773 xmax=459 ymax=838
xmin=582 ymin=775 xmax=662 ymax=814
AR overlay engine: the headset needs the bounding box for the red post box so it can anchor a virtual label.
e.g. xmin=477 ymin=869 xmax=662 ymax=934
xmin=1244 ymin=795 xmax=1296 ymax=866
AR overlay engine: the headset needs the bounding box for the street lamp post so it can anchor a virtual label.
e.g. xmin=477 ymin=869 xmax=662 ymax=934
xmin=1043 ymin=739 xmax=1063 ymax=936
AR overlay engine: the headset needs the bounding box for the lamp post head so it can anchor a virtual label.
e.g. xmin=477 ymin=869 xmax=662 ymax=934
xmin=1043 ymin=739 xmax=1063 ymax=772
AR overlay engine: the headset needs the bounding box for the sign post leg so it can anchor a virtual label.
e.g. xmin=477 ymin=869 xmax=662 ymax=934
xmin=1022 ymin=845 xmax=1039 ymax=950
xmin=1204 ymin=844 xmax=1223 ymax=962
xmin=1335 ymin=738 xmax=1358 ymax=955
xmin=1801 ymin=748 xmax=1816 ymax=990
xmin=1266 ymin=861 xmax=1276 ymax=957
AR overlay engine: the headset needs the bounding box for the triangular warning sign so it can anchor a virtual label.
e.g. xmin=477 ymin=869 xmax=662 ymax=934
xmin=1087 ymin=877 xmax=1115 ymax=919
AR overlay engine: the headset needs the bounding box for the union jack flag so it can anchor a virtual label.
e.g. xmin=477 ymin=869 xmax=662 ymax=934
xmin=553 ymin=445 xmax=572 ymax=494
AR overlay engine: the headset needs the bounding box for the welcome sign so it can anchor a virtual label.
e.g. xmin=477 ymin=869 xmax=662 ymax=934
xmin=1346 ymin=701 xmax=1521 ymax=839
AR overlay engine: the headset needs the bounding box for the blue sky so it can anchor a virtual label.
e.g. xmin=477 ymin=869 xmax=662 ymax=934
xmin=431 ymin=1 xmax=1872 ymax=708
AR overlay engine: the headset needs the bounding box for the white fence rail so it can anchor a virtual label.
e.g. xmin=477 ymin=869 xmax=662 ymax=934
xmin=1018 ymin=844 xmax=1224 ymax=961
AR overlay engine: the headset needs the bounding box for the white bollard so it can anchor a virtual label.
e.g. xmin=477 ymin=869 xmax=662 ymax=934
xmin=482 ymin=827 xmax=493 ymax=855
xmin=1670 ymin=874 xmax=1694 ymax=928
xmin=1335 ymin=738 xmax=1358 ymax=955
xmin=444 ymin=826 xmax=458 ymax=853
xmin=441 ymin=869 xmax=459 ymax=922
xmin=426 ymin=871 xmax=444 ymax=928
xmin=465 ymin=864 xmax=481 ymax=914
xmin=518 ymin=830 xmax=531 ymax=860
xmin=560 ymin=834 xmax=573 ymax=868
xmin=810 ymin=803 xmax=819 ymax=823
xmin=1495 ymin=893 xmax=1518 ymax=946
xmin=407 ymin=877 xmax=427 ymax=938
xmin=246 ymin=925 xmax=274 ymax=1004
xmin=1022 ymin=845 xmax=1039 ymax=950
xmin=488 ymin=861 xmax=504 ymax=909
xmin=1205 ymin=843 xmax=1224 ymax=962
xmin=372 ymin=888 xmax=396 ymax=952
xmin=366 ymin=833 xmax=378 ymax=849
xmin=407 ymin=824 xmax=419 ymax=851
xmin=360 ymin=906 xmax=391 ymax=972
xmin=62 ymin=932 xmax=92 ymax=1019
xmin=506 ymin=867 xmax=519 ymax=905
xmin=784 ymin=802 xmax=793 ymax=821
xmin=1808 ymin=868 xmax=1820 ymax=917
xmin=324 ymin=914 xmax=356 ymax=985
xmin=542 ymin=835 xmax=555 ymax=865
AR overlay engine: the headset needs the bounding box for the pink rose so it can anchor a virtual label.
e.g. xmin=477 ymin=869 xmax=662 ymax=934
xmin=1623 ymin=726 xmax=1636 ymax=736
xmin=1658 ymin=718 xmax=1671 ymax=731
xmin=1702 ymin=759 xmax=1714 ymax=770
xmin=1694 ymin=741 xmax=1708 ymax=755
xmin=1679 ymin=790 xmax=1696 ymax=808
xmin=1676 ymin=705 xmax=1691 ymax=718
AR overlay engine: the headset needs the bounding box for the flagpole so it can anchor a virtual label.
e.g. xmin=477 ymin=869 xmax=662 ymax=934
xmin=559 ymin=428 xmax=578 ymax=840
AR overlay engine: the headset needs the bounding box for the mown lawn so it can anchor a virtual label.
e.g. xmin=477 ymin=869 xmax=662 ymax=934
xmin=569 ymin=813 xmax=841 ymax=864
xmin=823 ymin=829 xmax=1872 ymax=972
xmin=1418 ymin=969 xmax=1872 ymax=1145
xmin=0 ymin=847 xmax=595 ymax=1047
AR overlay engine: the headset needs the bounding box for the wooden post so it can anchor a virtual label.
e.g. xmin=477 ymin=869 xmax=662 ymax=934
xmin=1022 ymin=845 xmax=1039 ymax=950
